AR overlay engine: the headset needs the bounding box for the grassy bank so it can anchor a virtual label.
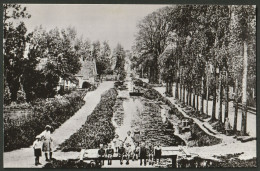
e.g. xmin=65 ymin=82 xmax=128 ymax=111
xmin=134 ymin=78 xmax=222 ymax=147
xmin=4 ymin=90 xmax=87 ymax=152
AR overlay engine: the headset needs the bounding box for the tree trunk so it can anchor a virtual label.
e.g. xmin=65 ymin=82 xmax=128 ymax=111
xmin=189 ymin=87 xmax=192 ymax=106
xmin=169 ymin=81 xmax=173 ymax=97
xmin=180 ymin=83 xmax=182 ymax=102
xmin=206 ymin=63 xmax=209 ymax=115
xmin=233 ymin=78 xmax=238 ymax=132
xmin=192 ymin=88 xmax=196 ymax=108
xmin=196 ymin=89 xmax=199 ymax=112
xmin=211 ymin=67 xmax=217 ymax=121
xmin=165 ymin=81 xmax=168 ymax=95
xmin=218 ymin=74 xmax=223 ymax=123
xmin=186 ymin=87 xmax=189 ymax=105
xmin=183 ymin=85 xmax=185 ymax=104
xmin=241 ymin=41 xmax=248 ymax=136
xmin=175 ymin=81 xmax=179 ymax=99
xmin=224 ymin=72 xmax=229 ymax=119
xmin=200 ymin=78 xmax=204 ymax=114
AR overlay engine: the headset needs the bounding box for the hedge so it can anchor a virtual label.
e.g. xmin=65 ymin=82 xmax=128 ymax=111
xmin=4 ymin=90 xmax=87 ymax=152
xmin=59 ymin=88 xmax=118 ymax=152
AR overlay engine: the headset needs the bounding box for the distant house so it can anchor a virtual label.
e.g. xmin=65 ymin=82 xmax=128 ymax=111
xmin=75 ymin=58 xmax=97 ymax=88
xmin=36 ymin=57 xmax=97 ymax=90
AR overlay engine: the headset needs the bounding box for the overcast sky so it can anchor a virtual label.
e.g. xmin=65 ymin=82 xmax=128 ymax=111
xmin=22 ymin=4 xmax=168 ymax=51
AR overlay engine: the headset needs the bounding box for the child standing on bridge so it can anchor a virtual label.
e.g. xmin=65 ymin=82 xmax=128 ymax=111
xmin=98 ymin=144 xmax=106 ymax=166
xmin=139 ymin=141 xmax=147 ymax=166
xmin=118 ymin=143 xmax=126 ymax=165
xmin=106 ymin=144 xmax=114 ymax=165
xmin=125 ymin=143 xmax=132 ymax=165
xmin=154 ymin=142 xmax=162 ymax=164
xmin=112 ymin=134 xmax=121 ymax=153
xmin=133 ymin=142 xmax=140 ymax=160
xmin=147 ymin=142 xmax=154 ymax=165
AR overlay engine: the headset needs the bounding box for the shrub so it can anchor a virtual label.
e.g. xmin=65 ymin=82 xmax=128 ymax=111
xmin=16 ymin=88 xmax=26 ymax=104
xmin=190 ymin=123 xmax=222 ymax=146
xmin=4 ymin=90 xmax=86 ymax=152
xmin=59 ymin=88 xmax=118 ymax=151
xmin=4 ymin=85 xmax=12 ymax=105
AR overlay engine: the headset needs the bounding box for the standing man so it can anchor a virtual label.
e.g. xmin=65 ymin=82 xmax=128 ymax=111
xmin=39 ymin=125 xmax=53 ymax=162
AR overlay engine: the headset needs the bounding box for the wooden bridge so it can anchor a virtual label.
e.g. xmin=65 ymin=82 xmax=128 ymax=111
xmin=79 ymin=146 xmax=195 ymax=168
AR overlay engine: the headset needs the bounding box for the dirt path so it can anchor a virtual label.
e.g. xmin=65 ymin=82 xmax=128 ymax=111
xmin=4 ymin=81 xmax=114 ymax=168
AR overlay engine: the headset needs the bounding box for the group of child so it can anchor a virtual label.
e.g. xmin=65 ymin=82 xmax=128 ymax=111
xmin=32 ymin=125 xmax=53 ymax=166
xmin=97 ymin=131 xmax=162 ymax=166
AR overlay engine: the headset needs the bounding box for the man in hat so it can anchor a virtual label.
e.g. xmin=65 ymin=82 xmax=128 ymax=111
xmin=39 ymin=125 xmax=53 ymax=161
xmin=33 ymin=135 xmax=42 ymax=166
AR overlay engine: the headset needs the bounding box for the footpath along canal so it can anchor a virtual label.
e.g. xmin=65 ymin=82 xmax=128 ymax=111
xmin=4 ymin=81 xmax=114 ymax=168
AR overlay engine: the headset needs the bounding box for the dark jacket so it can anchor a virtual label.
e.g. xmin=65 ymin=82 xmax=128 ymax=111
xmin=140 ymin=146 xmax=147 ymax=158
xmin=118 ymin=147 xmax=125 ymax=155
xmin=98 ymin=148 xmax=106 ymax=156
xmin=106 ymin=148 xmax=114 ymax=155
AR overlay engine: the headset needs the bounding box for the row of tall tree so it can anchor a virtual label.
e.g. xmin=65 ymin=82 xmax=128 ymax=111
xmin=132 ymin=5 xmax=256 ymax=136
xmin=3 ymin=4 xmax=122 ymax=103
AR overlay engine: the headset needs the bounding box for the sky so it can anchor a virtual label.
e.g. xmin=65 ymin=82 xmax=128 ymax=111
xmin=22 ymin=4 xmax=168 ymax=51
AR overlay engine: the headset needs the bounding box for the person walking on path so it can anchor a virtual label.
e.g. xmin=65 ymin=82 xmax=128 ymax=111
xmin=32 ymin=135 xmax=42 ymax=166
xmin=224 ymin=117 xmax=231 ymax=135
xmin=39 ymin=125 xmax=53 ymax=162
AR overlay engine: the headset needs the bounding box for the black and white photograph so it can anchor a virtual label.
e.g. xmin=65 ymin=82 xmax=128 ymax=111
xmin=3 ymin=3 xmax=257 ymax=168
